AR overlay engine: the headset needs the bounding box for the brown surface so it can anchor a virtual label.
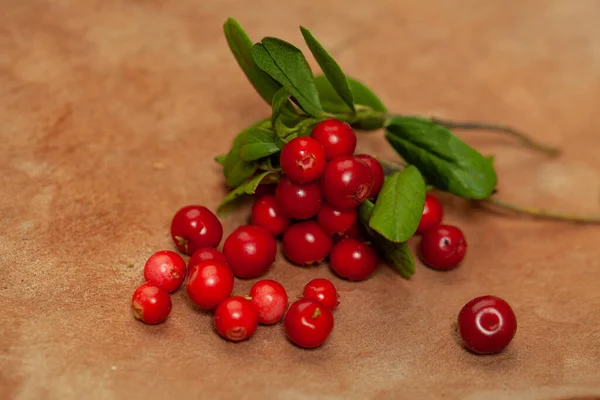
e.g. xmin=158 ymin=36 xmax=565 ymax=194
xmin=1 ymin=0 xmax=600 ymax=399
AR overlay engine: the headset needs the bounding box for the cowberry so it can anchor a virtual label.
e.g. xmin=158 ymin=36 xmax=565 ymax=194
xmin=143 ymin=250 xmax=187 ymax=293
xmin=188 ymin=247 xmax=227 ymax=269
xmin=282 ymin=221 xmax=333 ymax=266
xmin=171 ymin=205 xmax=223 ymax=255
xmin=251 ymin=195 xmax=290 ymax=236
xmin=253 ymin=183 xmax=276 ymax=198
xmin=317 ymin=202 xmax=357 ymax=236
xmin=214 ymin=296 xmax=258 ymax=342
xmin=354 ymin=154 xmax=384 ymax=198
xmin=280 ymin=137 xmax=326 ymax=183
xmin=249 ymin=280 xmax=288 ymax=324
xmin=329 ymin=238 xmax=378 ymax=281
xmin=275 ymin=176 xmax=322 ymax=220
xmin=321 ymin=156 xmax=373 ymax=209
xmin=223 ymin=225 xmax=277 ymax=279
xmin=416 ymin=194 xmax=444 ymax=235
xmin=310 ymin=119 xmax=357 ymax=160
xmin=186 ymin=260 xmax=234 ymax=310
xmin=419 ymin=224 xmax=467 ymax=270
xmin=284 ymin=299 xmax=334 ymax=348
xmin=303 ymin=278 xmax=339 ymax=310
xmin=131 ymin=283 xmax=172 ymax=325
xmin=458 ymin=295 xmax=517 ymax=354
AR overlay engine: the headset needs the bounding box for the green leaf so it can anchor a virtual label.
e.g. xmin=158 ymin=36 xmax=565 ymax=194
xmin=300 ymin=27 xmax=354 ymax=111
xmin=314 ymin=74 xmax=386 ymax=113
xmin=271 ymin=87 xmax=292 ymax=126
xmin=385 ymin=116 xmax=498 ymax=200
xmin=369 ymin=166 xmax=426 ymax=242
xmin=223 ymin=119 xmax=270 ymax=187
xmin=223 ymin=18 xmax=281 ymax=104
xmin=215 ymin=154 xmax=227 ymax=165
xmin=239 ymin=127 xmax=280 ymax=161
xmin=218 ymin=171 xmax=278 ymax=214
xmin=252 ymin=38 xmax=323 ymax=117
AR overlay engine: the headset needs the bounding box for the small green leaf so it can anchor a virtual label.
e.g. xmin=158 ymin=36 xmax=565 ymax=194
xmin=215 ymin=154 xmax=227 ymax=165
xmin=218 ymin=171 xmax=278 ymax=214
xmin=253 ymin=38 xmax=323 ymax=117
xmin=314 ymin=74 xmax=386 ymax=113
xmin=244 ymin=171 xmax=279 ymax=194
xmin=239 ymin=127 xmax=280 ymax=161
xmin=300 ymin=26 xmax=354 ymax=111
xmin=385 ymin=116 xmax=498 ymax=199
xmin=271 ymin=87 xmax=292 ymax=126
xmin=223 ymin=119 xmax=270 ymax=187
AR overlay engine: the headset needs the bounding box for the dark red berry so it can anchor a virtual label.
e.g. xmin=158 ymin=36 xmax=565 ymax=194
xmin=329 ymin=238 xmax=378 ymax=281
xmin=223 ymin=225 xmax=277 ymax=279
xmin=280 ymin=137 xmax=326 ymax=183
xmin=188 ymin=247 xmax=227 ymax=269
xmin=251 ymin=195 xmax=290 ymax=236
xmin=186 ymin=260 xmax=234 ymax=310
xmin=416 ymin=194 xmax=444 ymax=235
xmin=317 ymin=202 xmax=357 ymax=236
xmin=419 ymin=224 xmax=467 ymax=270
xmin=284 ymin=299 xmax=334 ymax=348
xmin=321 ymin=156 xmax=373 ymax=209
xmin=171 ymin=205 xmax=223 ymax=255
xmin=310 ymin=119 xmax=357 ymax=160
xmin=354 ymin=154 xmax=384 ymax=198
xmin=275 ymin=176 xmax=322 ymax=220
xmin=458 ymin=295 xmax=517 ymax=355
xmin=303 ymin=278 xmax=339 ymax=310
xmin=131 ymin=283 xmax=172 ymax=325
xmin=253 ymin=183 xmax=276 ymax=198
xmin=143 ymin=250 xmax=186 ymax=293
xmin=282 ymin=221 xmax=333 ymax=265
xmin=249 ymin=280 xmax=288 ymax=325
xmin=214 ymin=296 xmax=258 ymax=342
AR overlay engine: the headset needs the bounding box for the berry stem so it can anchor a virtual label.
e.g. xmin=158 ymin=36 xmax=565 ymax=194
xmin=312 ymin=308 xmax=321 ymax=319
xmin=483 ymin=197 xmax=600 ymax=224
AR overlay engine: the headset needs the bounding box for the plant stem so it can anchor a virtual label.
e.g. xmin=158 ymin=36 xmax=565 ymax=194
xmin=483 ymin=197 xmax=600 ymax=224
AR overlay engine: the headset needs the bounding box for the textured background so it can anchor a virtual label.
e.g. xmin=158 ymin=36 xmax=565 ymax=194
xmin=1 ymin=0 xmax=599 ymax=399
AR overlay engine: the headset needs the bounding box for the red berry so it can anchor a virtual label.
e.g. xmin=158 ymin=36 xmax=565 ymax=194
xmin=303 ymin=278 xmax=339 ymax=310
xmin=317 ymin=202 xmax=357 ymax=236
xmin=251 ymin=195 xmax=290 ymax=236
xmin=354 ymin=154 xmax=384 ymax=198
xmin=321 ymin=156 xmax=373 ymax=209
xmin=171 ymin=205 xmax=223 ymax=255
xmin=249 ymin=280 xmax=288 ymax=324
xmin=280 ymin=137 xmax=327 ymax=183
xmin=186 ymin=260 xmax=234 ymax=310
xmin=253 ymin=183 xmax=276 ymax=198
xmin=310 ymin=119 xmax=357 ymax=160
xmin=214 ymin=296 xmax=258 ymax=342
xmin=223 ymin=225 xmax=277 ymax=279
xmin=188 ymin=247 xmax=227 ymax=269
xmin=458 ymin=295 xmax=517 ymax=354
xmin=284 ymin=299 xmax=334 ymax=348
xmin=275 ymin=176 xmax=322 ymax=220
xmin=131 ymin=283 xmax=172 ymax=325
xmin=416 ymin=194 xmax=444 ymax=235
xmin=282 ymin=221 xmax=333 ymax=265
xmin=419 ymin=224 xmax=467 ymax=270
xmin=143 ymin=250 xmax=186 ymax=293
xmin=329 ymin=238 xmax=378 ymax=281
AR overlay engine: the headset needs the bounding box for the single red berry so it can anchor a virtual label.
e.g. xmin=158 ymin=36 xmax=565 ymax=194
xmin=188 ymin=247 xmax=227 ymax=269
xmin=419 ymin=224 xmax=467 ymax=270
xmin=317 ymin=202 xmax=357 ymax=236
xmin=143 ymin=250 xmax=186 ymax=293
xmin=275 ymin=176 xmax=322 ymax=220
xmin=354 ymin=154 xmax=384 ymax=198
xmin=253 ymin=183 xmax=276 ymax=198
xmin=186 ymin=260 xmax=234 ymax=310
xmin=329 ymin=238 xmax=378 ymax=281
xmin=171 ymin=205 xmax=223 ymax=255
xmin=214 ymin=296 xmax=258 ymax=342
xmin=282 ymin=221 xmax=333 ymax=265
xmin=251 ymin=195 xmax=290 ymax=236
xmin=416 ymin=194 xmax=444 ymax=235
xmin=321 ymin=156 xmax=373 ymax=209
xmin=303 ymin=278 xmax=339 ymax=310
xmin=223 ymin=225 xmax=277 ymax=279
xmin=458 ymin=295 xmax=517 ymax=355
xmin=131 ymin=283 xmax=172 ymax=325
xmin=284 ymin=299 xmax=334 ymax=348
xmin=310 ymin=119 xmax=357 ymax=160
xmin=280 ymin=137 xmax=327 ymax=183
xmin=249 ymin=280 xmax=288 ymax=324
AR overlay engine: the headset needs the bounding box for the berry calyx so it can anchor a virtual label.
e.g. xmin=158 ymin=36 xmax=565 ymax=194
xmin=354 ymin=154 xmax=384 ymax=198
xmin=143 ymin=250 xmax=187 ymax=293
xmin=419 ymin=224 xmax=467 ymax=270
xmin=249 ymin=280 xmax=288 ymax=325
xmin=317 ymin=202 xmax=357 ymax=237
xmin=188 ymin=247 xmax=227 ymax=269
xmin=284 ymin=299 xmax=334 ymax=348
xmin=275 ymin=176 xmax=322 ymax=220
xmin=214 ymin=296 xmax=258 ymax=342
xmin=310 ymin=119 xmax=357 ymax=160
xmin=251 ymin=195 xmax=290 ymax=237
xmin=282 ymin=221 xmax=333 ymax=265
xmin=131 ymin=283 xmax=172 ymax=325
xmin=170 ymin=205 xmax=223 ymax=255
xmin=416 ymin=194 xmax=444 ymax=235
xmin=320 ymin=156 xmax=373 ymax=209
xmin=223 ymin=225 xmax=277 ymax=279
xmin=280 ymin=137 xmax=327 ymax=183
xmin=186 ymin=260 xmax=234 ymax=310
xmin=329 ymin=238 xmax=378 ymax=281
xmin=303 ymin=278 xmax=339 ymax=310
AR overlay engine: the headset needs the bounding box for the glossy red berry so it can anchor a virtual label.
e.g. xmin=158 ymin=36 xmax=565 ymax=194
xmin=251 ymin=195 xmax=290 ymax=236
xmin=458 ymin=295 xmax=517 ymax=355
xmin=223 ymin=225 xmax=277 ymax=279
xmin=282 ymin=221 xmax=333 ymax=265
xmin=280 ymin=137 xmax=326 ymax=183
xmin=143 ymin=250 xmax=186 ymax=293
xmin=249 ymin=280 xmax=288 ymax=325
xmin=416 ymin=194 xmax=444 ymax=235
xmin=284 ymin=299 xmax=334 ymax=348
xmin=329 ymin=238 xmax=378 ymax=281
xmin=303 ymin=278 xmax=339 ymax=310
xmin=188 ymin=247 xmax=227 ymax=269
xmin=275 ymin=176 xmax=322 ymax=220
xmin=214 ymin=296 xmax=258 ymax=342
xmin=131 ymin=283 xmax=172 ymax=325
xmin=171 ymin=205 xmax=223 ymax=255
xmin=420 ymin=224 xmax=467 ymax=270
xmin=354 ymin=154 xmax=384 ymax=198
xmin=310 ymin=119 xmax=357 ymax=160
xmin=186 ymin=260 xmax=234 ymax=310
xmin=321 ymin=156 xmax=373 ymax=209
xmin=317 ymin=202 xmax=357 ymax=236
